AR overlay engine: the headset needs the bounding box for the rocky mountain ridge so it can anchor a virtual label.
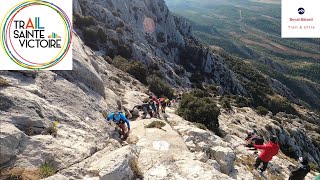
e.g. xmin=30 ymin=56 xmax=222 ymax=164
xmin=0 ymin=0 xmax=319 ymax=179
xmin=73 ymin=0 xmax=247 ymax=95
xmin=73 ymin=0 xmax=310 ymax=113
xmin=0 ymin=27 xmax=319 ymax=180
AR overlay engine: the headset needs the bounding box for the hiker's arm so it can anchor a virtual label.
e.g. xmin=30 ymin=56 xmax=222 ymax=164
xmin=290 ymin=166 xmax=300 ymax=174
xmin=253 ymin=144 xmax=267 ymax=149
xmin=106 ymin=114 xmax=113 ymax=122
xmin=120 ymin=114 xmax=130 ymax=130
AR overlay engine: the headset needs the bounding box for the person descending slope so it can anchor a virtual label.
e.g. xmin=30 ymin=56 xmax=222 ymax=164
xmin=253 ymin=135 xmax=280 ymax=173
xmin=288 ymin=156 xmax=310 ymax=180
xmin=106 ymin=112 xmax=131 ymax=140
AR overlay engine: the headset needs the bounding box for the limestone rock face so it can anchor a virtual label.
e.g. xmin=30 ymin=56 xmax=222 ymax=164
xmin=0 ymin=1 xmax=319 ymax=179
xmin=211 ymin=146 xmax=236 ymax=175
xmin=73 ymin=0 xmax=82 ymax=15
xmin=0 ymin=123 xmax=25 ymax=165
xmin=0 ymin=33 xmax=147 ymax=171
xmin=74 ymin=0 xmax=246 ymax=94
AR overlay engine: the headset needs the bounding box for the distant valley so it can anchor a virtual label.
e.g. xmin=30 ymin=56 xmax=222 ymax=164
xmin=166 ymin=0 xmax=320 ymax=110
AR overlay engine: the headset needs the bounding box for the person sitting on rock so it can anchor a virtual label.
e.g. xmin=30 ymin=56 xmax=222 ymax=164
xmin=288 ymin=156 xmax=310 ymax=180
xmin=106 ymin=112 xmax=131 ymax=140
xmin=253 ymin=135 xmax=280 ymax=173
xmin=245 ymin=130 xmax=264 ymax=148
xmin=132 ymin=103 xmax=153 ymax=119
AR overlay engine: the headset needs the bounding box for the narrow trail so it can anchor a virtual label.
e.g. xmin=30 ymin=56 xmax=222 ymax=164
xmin=128 ymin=108 xmax=231 ymax=179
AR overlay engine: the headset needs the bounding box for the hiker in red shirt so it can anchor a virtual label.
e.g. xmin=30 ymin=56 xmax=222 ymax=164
xmin=253 ymin=135 xmax=280 ymax=173
xmin=150 ymin=96 xmax=160 ymax=118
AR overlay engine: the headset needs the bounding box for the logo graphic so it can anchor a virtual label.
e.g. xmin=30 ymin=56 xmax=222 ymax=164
xmin=0 ymin=0 xmax=73 ymax=70
xmin=282 ymin=0 xmax=320 ymax=38
xmin=298 ymin=7 xmax=305 ymax=15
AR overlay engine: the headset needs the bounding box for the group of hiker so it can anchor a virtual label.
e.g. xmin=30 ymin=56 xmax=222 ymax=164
xmin=245 ymin=130 xmax=311 ymax=180
xmin=104 ymin=94 xmax=314 ymax=180
xmin=105 ymin=95 xmax=173 ymax=140
xmin=132 ymin=96 xmax=171 ymax=119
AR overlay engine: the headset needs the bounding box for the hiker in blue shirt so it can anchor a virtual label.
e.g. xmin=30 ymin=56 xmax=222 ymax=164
xmin=106 ymin=112 xmax=131 ymax=140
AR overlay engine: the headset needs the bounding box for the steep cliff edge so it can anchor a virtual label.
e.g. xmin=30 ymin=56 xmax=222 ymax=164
xmin=73 ymin=0 xmax=246 ymax=95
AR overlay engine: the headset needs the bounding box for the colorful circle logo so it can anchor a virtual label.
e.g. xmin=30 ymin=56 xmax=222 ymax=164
xmin=0 ymin=0 xmax=72 ymax=70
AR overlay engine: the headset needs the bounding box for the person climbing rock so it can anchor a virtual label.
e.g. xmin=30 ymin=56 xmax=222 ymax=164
xmin=159 ymin=97 xmax=167 ymax=113
xmin=288 ymin=156 xmax=310 ymax=180
xmin=149 ymin=96 xmax=160 ymax=118
xmin=132 ymin=103 xmax=153 ymax=119
xmin=253 ymin=135 xmax=280 ymax=173
xmin=106 ymin=112 xmax=131 ymax=140
xmin=165 ymin=98 xmax=171 ymax=107
xmin=245 ymin=130 xmax=264 ymax=148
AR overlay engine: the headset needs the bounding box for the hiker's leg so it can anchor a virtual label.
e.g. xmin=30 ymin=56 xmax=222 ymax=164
xmin=254 ymin=157 xmax=262 ymax=169
xmin=261 ymin=161 xmax=268 ymax=172
xmin=119 ymin=123 xmax=128 ymax=139
xmin=142 ymin=107 xmax=147 ymax=119
xmin=120 ymin=123 xmax=127 ymax=134
xmin=117 ymin=124 xmax=122 ymax=136
xmin=156 ymin=104 xmax=160 ymax=117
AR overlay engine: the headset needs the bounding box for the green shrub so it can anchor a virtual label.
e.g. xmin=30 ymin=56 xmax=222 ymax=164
xmin=42 ymin=121 xmax=58 ymax=137
xmin=256 ymin=106 xmax=269 ymax=116
xmin=157 ymin=32 xmax=166 ymax=43
xmin=235 ymin=96 xmax=250 ymax=107
xmin=97 ymin=27 xmax=107 ymax=43
xmin=190 ymin=89 xmax=210 ymax=98
xmin=83 ymin=27 xmax=98 ymax=50
xmin=1 ymin=168 xmax=40 ymax=180
xmin=147 ymin=74 xmax=174 ymax=99
xmin=118 ymin=21 xmax=125 ymax=28
xmin=145 ymin=121 xmax=166 ymax=129
xmin=266 ymin=97 xmax=297 ymax=115
xmin=104 ymin=56 xmax=113 ymax=64
xmin=125 ymin=63 xmax=147 ymax=84
xmin=116 ymin=27 xmax=124 ymax=35
xmin=174 ymin=66 xmax=185 ymax=76
xmin=167 ymin=70 xmax=174 ymax=77
xmin=110 ymin=76 xmax=121 ymax=84
xmin=117 ymin=44 xmax=132 ymax=59
xmin=112 ymin=56 xmax=148 ymax=84
xmin=0 ymin=77 xmax=10 ymax=87
xmin=39 ymin=162 xmax=56 ymax=178
xmin=309 ymin=163 xmax=320 ymax=172
xmin=177 ymin=93 xmax=220 ymax=131
xmin=112 ymin=11 xmax=120 ymax=17
xmin=195 ymin=123 xmax=207 ymax=130
xmin=206 ymin=85 xmax=218 ymax=94
xmin=222 ymin=99 xmax=232 ymax=109
xmin=74 ymin=13 xmax=96 ymax=28
xmin=83 ymin=28 xmax=98 ymax=41
xmin=106 ymin=37 xmax=132 ymax=59
xmin=129 ymin=158 xmax=144 ymax=179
